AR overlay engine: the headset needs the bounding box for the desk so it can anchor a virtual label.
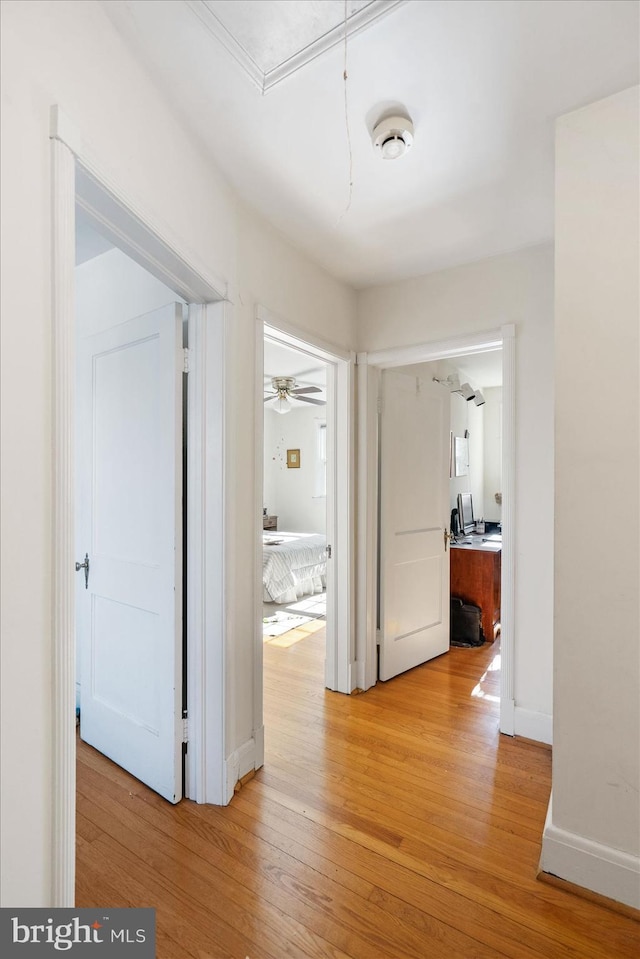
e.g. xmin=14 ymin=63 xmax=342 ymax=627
xmin=450 ymin=538 xmax=501 ymax=643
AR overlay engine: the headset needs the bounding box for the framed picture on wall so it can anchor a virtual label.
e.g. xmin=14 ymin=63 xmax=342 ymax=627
xmin=454 ymin=436 xmax=469 ymax=477
xmin=287 ymin=449 xmax=301 ymax=469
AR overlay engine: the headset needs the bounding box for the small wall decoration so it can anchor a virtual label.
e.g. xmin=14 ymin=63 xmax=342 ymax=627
xmin=454 ymin=436 xmax=469 ymax=477
xmin=287 ymin=449 xmax=301 ymax=469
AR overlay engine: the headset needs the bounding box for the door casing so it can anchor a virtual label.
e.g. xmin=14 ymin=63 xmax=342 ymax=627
xmin=356 ymin=326 xmax=516 ymax=735
xmin=255 ymin=306 xmax=355 ymax=716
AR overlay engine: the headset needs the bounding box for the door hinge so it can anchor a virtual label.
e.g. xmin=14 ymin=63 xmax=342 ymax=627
xmin=326 ymin=544 xmax=332 ymax=559
xmin=182 ymin=716 xmax=188 ymax=743
xmin=183 ymin=348 xmax=191 ymax=374
xmin=377 ymin=392 xmax=383 ymax=414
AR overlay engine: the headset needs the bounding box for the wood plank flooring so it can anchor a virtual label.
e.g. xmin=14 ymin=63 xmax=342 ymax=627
xmin=76 ymin=632 xmax=639 ymax=958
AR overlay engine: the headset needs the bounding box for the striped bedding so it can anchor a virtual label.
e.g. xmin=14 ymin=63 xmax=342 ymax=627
xmin=263 ymin=531 xmax=327 ymax=604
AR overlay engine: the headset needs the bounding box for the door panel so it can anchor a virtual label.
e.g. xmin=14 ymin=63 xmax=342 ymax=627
xmin=379 ymin=370 xmax=450 ymax=681
xmin=77 ymin=303 xmax=183 ymax=803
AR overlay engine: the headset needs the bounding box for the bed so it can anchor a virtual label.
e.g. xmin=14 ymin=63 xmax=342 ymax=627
xmin=262 ymin=531 xmax=327 ymax=604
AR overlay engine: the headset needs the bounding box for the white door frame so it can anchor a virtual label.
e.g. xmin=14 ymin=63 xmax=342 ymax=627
xmin=356 ymin=325 xmax=516 ymax=735
xmin=50 ymin=106 xmax=230 ymax=906
xmin=255 ymin=306 xmax=355 ymax=703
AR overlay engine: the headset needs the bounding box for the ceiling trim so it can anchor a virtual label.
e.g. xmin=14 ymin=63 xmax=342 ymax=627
xmin=184 ymin=0 xmax=407 ymax=94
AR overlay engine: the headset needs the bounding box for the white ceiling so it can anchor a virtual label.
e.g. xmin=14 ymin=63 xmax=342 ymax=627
xmin=403 ymin=349 xmax=503 ymax=390
xmin=189 ymin=0 xmax=399 ymax=90
xmin=451 ymin=350 xmax=502 ymax=390
xmin=102 ymin=0 xmax=638 ymax=289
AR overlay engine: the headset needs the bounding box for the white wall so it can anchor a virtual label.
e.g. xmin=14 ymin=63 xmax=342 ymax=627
xmin=0 ymin=0 xmax=356 ymax=906
xmin=264 ymin=407 xmax=326 ymax=534
xmin=541 ymin=87 xmax=639 ymax=908
xmin=482 ymin=387 xmax=502 ymax=523
xmin=357 ymin=245 xmax=555 ymax=744
xmin=406 ymin=360 xmax=496 ymax=528
xmin=76 ymin=247 xmax=186 ymax=338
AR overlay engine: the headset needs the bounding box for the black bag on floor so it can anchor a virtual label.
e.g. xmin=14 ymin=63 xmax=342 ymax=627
xmin=450 ymin=597 xmax=485 ymax=647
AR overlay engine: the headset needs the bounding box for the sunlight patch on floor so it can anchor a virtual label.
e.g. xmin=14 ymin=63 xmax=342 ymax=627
xmin=471 ymin=650 xmax=501 ymax=702
xmin=265 ymin=618 xmax=325 ymax=648
xmin=283 ymin=593 xmax=326 ymax=617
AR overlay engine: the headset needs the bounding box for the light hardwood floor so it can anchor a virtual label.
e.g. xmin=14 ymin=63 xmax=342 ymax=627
xmin=76 ymin=630 xmax=639 ymax=958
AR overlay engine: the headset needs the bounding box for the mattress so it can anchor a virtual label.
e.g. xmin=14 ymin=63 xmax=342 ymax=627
xmin=263 ymin=531 xmax=327 ymax=604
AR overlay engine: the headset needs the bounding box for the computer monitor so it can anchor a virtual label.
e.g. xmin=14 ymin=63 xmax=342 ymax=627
xmin=457 ymin=492 xmax=475 ymax=534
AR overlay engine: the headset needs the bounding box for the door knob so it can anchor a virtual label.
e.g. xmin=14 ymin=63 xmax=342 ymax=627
xmin=75 ymin=553 xmax=90 ymax=589
xmin=444 ymin=529 xmax=452 ymax=552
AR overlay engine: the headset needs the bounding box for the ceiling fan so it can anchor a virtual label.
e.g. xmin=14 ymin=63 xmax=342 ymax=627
xmin=264 ymin=376 xmax=324 ymax=414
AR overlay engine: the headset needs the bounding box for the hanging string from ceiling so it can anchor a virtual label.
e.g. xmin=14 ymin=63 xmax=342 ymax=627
xmin=336 ymin=0 xmax=354 ymax=226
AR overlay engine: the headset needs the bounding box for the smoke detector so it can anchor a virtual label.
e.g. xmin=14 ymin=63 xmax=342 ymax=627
xmin=372 ymin=115 xmax=414 ymax=160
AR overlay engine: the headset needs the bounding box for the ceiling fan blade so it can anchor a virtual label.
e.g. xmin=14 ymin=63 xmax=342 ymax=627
xmin=297 ymin=396 xmax=326 ymax=406
xmin=290 ymin=386 xmax=322 ymax=395
xmin=263 ymin=395 xmax=276 ymax=403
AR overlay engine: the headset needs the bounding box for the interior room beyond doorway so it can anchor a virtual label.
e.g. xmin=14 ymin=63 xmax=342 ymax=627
xmin=385 ymin=347 xmax=503 ymax=674
xmin=262 ymin=338 xmax=328 ymax=659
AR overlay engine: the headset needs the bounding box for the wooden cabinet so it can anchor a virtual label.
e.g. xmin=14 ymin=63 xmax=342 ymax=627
xmin=263 ymin=515 xmax=278 ymax=531
xmin=450 ymin=543 xmax=501 ymax=642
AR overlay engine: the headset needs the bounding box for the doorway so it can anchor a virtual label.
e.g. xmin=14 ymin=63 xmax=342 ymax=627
xmin=355 ymin=326 xmax=515 ymax=734
xmin=51 ymin=126 xmax=228 ymax=904
xmin=74 ymin=211 xmax=188 ymax=803
xmin=375 ymin=352 xmax=503 ymax=697
xmin=262 ymin=338 xmax=329 ymax=671
xmin=255 ymin=310 xmax=355 ymax=705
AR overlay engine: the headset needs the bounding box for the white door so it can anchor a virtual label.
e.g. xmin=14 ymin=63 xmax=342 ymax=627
xmin=76 ymin=303 xmax=184 ymax=803
xmin=379 ymin=370 xmax=450 ymax=681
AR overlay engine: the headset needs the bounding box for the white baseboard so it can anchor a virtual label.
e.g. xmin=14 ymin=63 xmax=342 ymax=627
xmin=500 ymin=696 xmax=515 ymax=735
xmin=224 ymin=736 xmax=260 ymax=802
xmin=541 ymin=797 xmax=640 ymax=910
xmin=514 ymin=706 xmax=552 ymax=745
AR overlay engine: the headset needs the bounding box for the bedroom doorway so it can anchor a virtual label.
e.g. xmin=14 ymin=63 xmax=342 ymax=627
xmin=257 ymin=309 xmax=354 ymax=702
xmin=262 ymin=339 xmax=328 ymax=667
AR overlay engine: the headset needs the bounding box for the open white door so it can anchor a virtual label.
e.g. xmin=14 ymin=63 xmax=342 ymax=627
xmin=379 ymin=370 xmax=450 ymax=681
xmin=77 ymin=303 xmax=184 ymax=803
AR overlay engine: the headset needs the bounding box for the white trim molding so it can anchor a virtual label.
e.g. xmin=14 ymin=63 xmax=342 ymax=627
xmin=225 ymin=738 xmax=260 ymax=802
xmin=365 ymin=329 xmax=503 ymax=370
xmin=541 ymin=797 xmax=640 ymax=910
xmin=51 ymin=136 xmax=77 ymax=908
xmin=50 ymin=106 xmax=227 ymax=302
xmin=257 ymin=305 xmax=352 ymax=362
xmin=514 ymin=708 xmax=552 ymax=746
xmin=499 ymin=324 xmax=516 ymax=736
xmin=186 ymin=303 xmax=229 ymax=805
xmin=355 ymin=360 xmax=380 ymax=692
